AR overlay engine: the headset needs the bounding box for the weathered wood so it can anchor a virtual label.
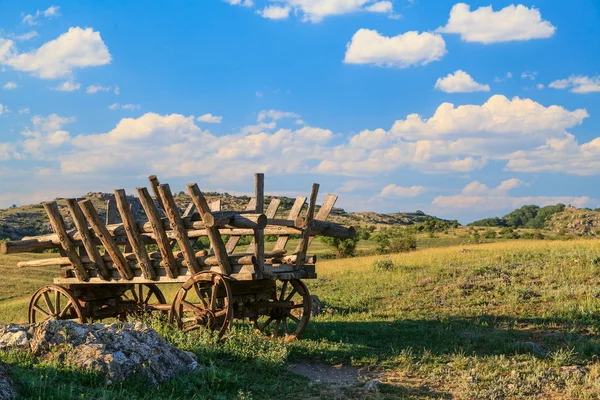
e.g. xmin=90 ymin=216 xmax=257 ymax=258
xmin=247 ymin=198 xmax=280 ymax=254
xmin=78 ymin=199 xmax=134 ymax=280
xmin=254 ymin=173 xmax=265 ymax=278
xmin=1 ymin=239 xmax=55 ymax=254
xmin=305 ymin=194 xmax=338 ymax=248
xmin=158 ymin=184 xmax=201 ymax=274
xmin=115 ymin=189 xmax=156 ymax=280
xmin=148 ymin=175 xmax=166 ymax=212
xmin=65 ymin=199 xmax=111 ymax=281
xmin=187 ymin=183 xmax=232 ymax=275
xmin=137 ymin=187 xmax=178 ymax=278
xmin=106 ymin=198 xmax=118 ymax=225
xmin=293 ymin=219 xmax=356 ymax=238
xmin=43 ymin=202 xmax=89 ymax=282
xmin=274 ymin=196 xmax=306 ymax=251
xmin=225 ymin=198 xmax=256 ymax=253
xmin=267 ymin=254 xmax=317 ymax=265
xmin=295 ymin=183 xmax=319 ymax=269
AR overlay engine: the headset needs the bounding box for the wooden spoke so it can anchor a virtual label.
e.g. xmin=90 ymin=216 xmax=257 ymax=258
xmin=29 ymin=285 xmax=85 ymax=324
xmin=169 ymin=271 xmax=233 ymax=339
xmin=254 ymin=279 xmax=312 ymax=341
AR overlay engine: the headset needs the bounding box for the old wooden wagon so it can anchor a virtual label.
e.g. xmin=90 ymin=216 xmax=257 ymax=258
xmin=0 ymin=174 xmax=354 ymax=341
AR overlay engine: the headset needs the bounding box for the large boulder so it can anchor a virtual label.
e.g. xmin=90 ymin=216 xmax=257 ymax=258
xmin=0 ymin=363 xmax=16 ymax=400
xmin=0 ymin=320 xmax=198 ymax=385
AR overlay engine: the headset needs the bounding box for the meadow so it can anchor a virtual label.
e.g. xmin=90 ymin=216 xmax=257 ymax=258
xmin=2 ymin=238 xmax=600 ymax=398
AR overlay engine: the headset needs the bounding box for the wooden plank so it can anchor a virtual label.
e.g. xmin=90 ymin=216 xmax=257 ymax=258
xmin=148 ymin=175 xmax=166 ymax=212
xmin=65 ymin=199 xmax=111 ymax=281
xmin=158 ymin=184 xmax=201 ymax=274
xmin=247 ymin=198 xmax=280 ymax=254
xmin=137 ymin=187 xmax=178 ymax=278
xmin=79 ymin=199 xmax=134 ymax=280
xmin=187 ymin=183 xmax=232 ymax=275
xmin=273 ymin=196 xmax=306 ymax=251
xmin=295 ymin=184 xmax=319 ymax=269
xmin=254 ymin=173 xmax=265 ymax=278
xmin=43 ymin=202 xmax=89 ymax=282
xmin=299 ymin=194 xmax=338 ymax=250
xmin=224 ymin=198 xmax=256 ymax=254
xmin=114 ymin=189 xmax=156 ymax=280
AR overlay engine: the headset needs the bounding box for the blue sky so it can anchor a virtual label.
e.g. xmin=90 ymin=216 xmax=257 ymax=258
xmin=0 ymin=0 xmax=599 ymax=223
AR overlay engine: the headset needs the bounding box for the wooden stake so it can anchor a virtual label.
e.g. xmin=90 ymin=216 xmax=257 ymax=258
xmin=43 ymin=202 xmax=89 ymax=282
xmin=79 ymin=199 xmax=134 ymax=280
xmin=148 ymin=175 xmax=165 ymax=211
xmin=65 ymin=199 xmax=111 ymax=281
xmin=295 ymin=183 xmax=319 ymax=269
xmin=137 ymin=187 xmax=178 ymax=278
xmin=247 ymin=198 xmax=280 ymax=253
xmin=295 ymin=194 xmax=338 ymax=252
xmin=115 ymin=189 xmax=156 ymax=280
xmin=187 ymin=183 xmax=232 ymax=275
xmin=157 ymin=184 xmax=201 ymax=274
xmin=274 ymin=196 xmax=307 ymax=251
xmin=254 ymin=173 xmax=265 ymax=278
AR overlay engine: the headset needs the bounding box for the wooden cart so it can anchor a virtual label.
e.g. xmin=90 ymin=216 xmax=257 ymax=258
xmin=1 ymin=174 xmax=354 ymax=341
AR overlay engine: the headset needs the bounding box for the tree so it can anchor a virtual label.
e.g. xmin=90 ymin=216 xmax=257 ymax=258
xmin=320 ymin=236 xmax=360 ymax=258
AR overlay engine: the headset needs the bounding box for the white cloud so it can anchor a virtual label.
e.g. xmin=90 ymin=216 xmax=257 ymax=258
xmin=113 ymin=86 xmax=120 ymax=95
xmin=3 ymin=81 xmax=18 ymax=90
xmin=0 ymin=104 xmax=6 ymax=115
xmin=86 ymin=84 xmax=112 ymax=94
xmin=22 ymin=5 xmax=61 ymax=25
xmin=108 ymin=103 xmax=141 ymax=111
xmin=344 ymin=29 xmax=446 ymax=68
xmin=270 ymin=0 xmax=394 ymax=22
xmin=494 ymin=72 xmax=512 ymax=83
xmin=549 ymin=75 xmax=600 ymax=94
xmin=258 ymin=110 xmax=299 ymax=122
xmin=18 ymin=107 xmax=30 ymax=115
xmin=536 ymin=83 xmax=545 ymax=90
xmin=223 ymin=0 xmax=254 ymax=7
xmin=258 ymin=5 xmax=291 ymax=19
xmin=0 ymin=27 xmax=111 ymax=79
xmin=437 ymin=3 xmax=556 ymax=44
xmin=434 ymin=70 xmax=490 ymax=93
xmin=365 ymin=1 xmax=393 ymax=13
xmin=53 ymin=81 xmax=81 ymax=92
xmin=433 ymin=179 xmax=590 ymax=212
xmin=255 ymin=91 xmax=263 ymax=98
xmin=19 ymin=114 xmax=75 ymax=159
xmin=197 ymin=113 xmax=223 ymax=123
xmin=13 ymin=31 xmax=38 ymax=41
xmin=521 ymin=71 xmax=537 ymax=80
xmin=380 ymin=184 xmax=427 ymax=198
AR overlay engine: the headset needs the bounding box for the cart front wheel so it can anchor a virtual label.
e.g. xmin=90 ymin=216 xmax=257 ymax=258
xmin=29 ymin=284 xmax=86 ymax=324
xmin=253 ymin=279 xmax=312 ymax=342
xmin=169 ymin=271 xmax=233 ymax=338
xmin=121 ymin=283 xmax=167 ymax=319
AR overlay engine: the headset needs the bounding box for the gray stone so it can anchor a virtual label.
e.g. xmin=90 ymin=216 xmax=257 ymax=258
xmin=364 ymin=379 xmax=381 ymax=392
xmin=0 ymin=364 xmax=17 ymax=400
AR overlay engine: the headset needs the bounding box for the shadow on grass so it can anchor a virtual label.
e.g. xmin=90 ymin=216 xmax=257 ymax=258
xmin=293 ymin=314 xmax=600 ymax=366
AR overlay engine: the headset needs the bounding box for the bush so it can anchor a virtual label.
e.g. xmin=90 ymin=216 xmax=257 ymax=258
xmin=500 ymin=227 xmax=520 ymax=239
xmin=483 ymin=229 xmax=497 ymax=239
xmin=374 ymin=227 xmax=417 ymax=254
xmin=320 ymin=236 xmax=359 ymax=258
xmin=388 ymin=236 xmax=417 ymax=253
xmin=373 ymin=258 xmax=395 ymax=271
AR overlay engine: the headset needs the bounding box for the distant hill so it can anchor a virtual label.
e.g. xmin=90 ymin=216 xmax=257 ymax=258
xmin=469 ymin=204 xmax=566 ymax=229
xmin=0 ymin=192 xmax=455 ymax=241
xmin=545 ymin=206 xmax=600 ymax=236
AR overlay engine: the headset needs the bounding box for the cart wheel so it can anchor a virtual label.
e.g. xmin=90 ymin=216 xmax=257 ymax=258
xmin=169 ymin=271 xmax=233 ymax=338
xmin=254 ymin=279 xmax=312 ymax=342
xmin=29 ymin=284 xmax=86 ymax=324
xmin=121 ymin=284 xmax=167 ymax=319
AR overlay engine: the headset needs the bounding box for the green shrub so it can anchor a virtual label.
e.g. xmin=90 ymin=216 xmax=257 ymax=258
xmin=483 ymin=229 xmax=497 ymax=239
xmin=388 ymin=235 xmax=417 ymax=253
xmin=373 ymin=258 xmax=395 ymax=271
xmin=320 ymin=236 xmax=359 ymax=258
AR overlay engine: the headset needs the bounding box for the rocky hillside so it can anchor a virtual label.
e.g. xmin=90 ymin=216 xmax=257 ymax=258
xmin=0 ymin=192 xmax=453 ymax=241
xmin=545 ymin=206 xmax=600 ymax=236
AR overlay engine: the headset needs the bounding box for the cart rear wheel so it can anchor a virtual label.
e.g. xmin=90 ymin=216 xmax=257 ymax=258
xmin=253 ymin=279 xmax=312 ymax=342
xmin=169 ymin=271 xmax=233 ymax=338
xmin=29 ymin=284 xmax=86 ymax=324
xmin=121 ymin=284 xmax=167 ymax=319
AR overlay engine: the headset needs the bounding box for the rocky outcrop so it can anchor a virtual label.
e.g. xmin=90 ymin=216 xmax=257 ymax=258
xmin=0 ymin=320 xmax=198 ymax=385
xmin=0 ymin=364 xmax=16 ymax=400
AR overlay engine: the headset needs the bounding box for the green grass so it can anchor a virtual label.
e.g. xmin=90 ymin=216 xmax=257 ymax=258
xmin=3 ymin=239 xmax=600 ymax=398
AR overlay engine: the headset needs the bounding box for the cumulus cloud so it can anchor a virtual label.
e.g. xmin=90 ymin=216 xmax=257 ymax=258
xmin=269 ymin=0 xmax=394 ymax=22
xmin=19 ymin=114 xmax=75 ymax=159
xmin=86 ymin=84 xmax=113 ymax=94
xmin=433 ymin=179 xmax=590 ymax=212
xmin=258 ymin=5 xmax=291 ymax=19
xmin=222 ymin=0 xmax=254 ymax=7
xmin=549 ymin=75 xmax=600 ymax=94
xmin=437 ymin=3 xmax=556 ymax=44
xmin=258 ymin=110 xmax=299 ymax=122
xmin=13 ymin=31 xmax=38 ymax=41
xmin=53 ymin=81 xmax=81 ymax=92
xmin=434 ymin=70 xmax=490 ymax=93
xmin=197 ymin=113 xmax=223 ymax=123
xmin=344 ymin=29 xmax=446 ymax=68
xmin=380 ymin=184 xmax=427 ymax=198
xmin=108 ymin=103 xmax=140 ymax=111
xmin=3 ymin=81 xmax=17 ymax=90
xmin=0 ymin=27 xmax=111 ymax=79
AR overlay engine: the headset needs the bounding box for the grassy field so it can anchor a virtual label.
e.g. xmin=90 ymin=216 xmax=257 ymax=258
xmin=2 ymin=239 xmax=600 ymax=398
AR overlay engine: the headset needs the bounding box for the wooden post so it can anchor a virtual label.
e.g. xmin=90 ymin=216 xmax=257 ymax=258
xmin=79 ymin=199 xmax=134 ymax=280
xmin=297 ymin=194 xmax=338 ymax=251
xmin=65 ymin=199 xmax=111 ymax=281
xmin=106 ymin=198 xmax=118 ymax=225
xmin=225 ymin=198 xmax=256 ymax=254
xmin=187 ymin=183 xmax=232 ymax=275
xmin=295 ymin=184 xmax=319 ymax=269
xmin=137 ymin=187 xmax=178 ymax=278
xmin=254 ymin=173 xmax=265 ymax=278
xmin=274 ymin=196 xmax=307 ymax=251
xmin=148 ymin=175 xmax=166 ymax=212
xmin=114 ymin=189 xmax=156 ymax=280
xmin=157 ymin=184 xmax=201 ymax=274
xmin=43 ymin=202 xmax=89 ymax=282
xmin=247 ymin=198 xmax=280 ymax=254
